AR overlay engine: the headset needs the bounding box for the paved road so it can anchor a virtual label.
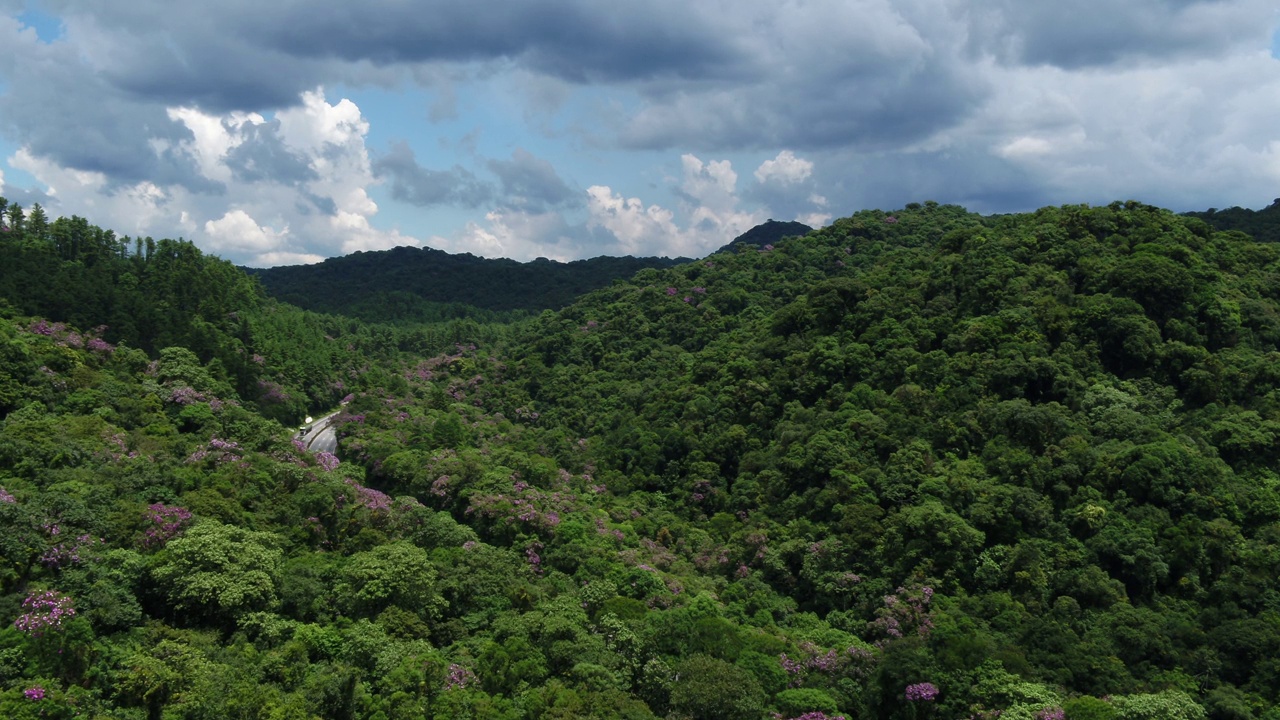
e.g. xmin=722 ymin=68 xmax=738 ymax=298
xmin=296 ymin=411 xmax=340 ymax=454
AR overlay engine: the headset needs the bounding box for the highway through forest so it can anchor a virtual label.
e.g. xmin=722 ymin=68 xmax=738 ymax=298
xmin=295 ymin=410 xmax=341 ymax=454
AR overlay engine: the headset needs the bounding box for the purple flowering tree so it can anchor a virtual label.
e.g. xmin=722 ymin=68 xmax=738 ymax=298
xmin=905 ymin=682 xmax=939 ymax=702
xmin=444 ymin=663 xmax=477 ymax=690
xmin=141 ymin=503 xmax=193 ymax=548
xmin=14 ymin=590 xmax=76 ymax=637
xmin=869 ymin=584 xmax=935 ymax=646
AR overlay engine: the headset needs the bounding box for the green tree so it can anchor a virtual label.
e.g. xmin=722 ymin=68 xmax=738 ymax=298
xmin=150 ymin=520 xmax=283 ymax=623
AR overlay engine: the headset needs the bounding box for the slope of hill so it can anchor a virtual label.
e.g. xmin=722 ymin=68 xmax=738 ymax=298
xmin=0 ymin=209 xmax=516 ymax=423
xmin=2 ymin=199 xmax=1278 ymax=719
xmin=339 ymin=200 xmax=1280 ymax=718
xmin=248 ymin=245 xmax=690 ymax=321
xmin=714 ymin=219 xmax=813 ymax=254
xmin=1184 ymin=198 xmax=1280 ymax=243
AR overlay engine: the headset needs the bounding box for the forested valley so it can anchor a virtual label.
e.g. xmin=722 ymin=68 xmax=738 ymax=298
xmin=2 ymin=196 xmax=1280 ymax=720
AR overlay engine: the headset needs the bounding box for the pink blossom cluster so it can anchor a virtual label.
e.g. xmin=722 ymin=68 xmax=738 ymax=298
xmin=209 ymin=437 xmax=240 ymax=451
xmin=595 ymin=517 xmax=624 ymax=542
xmin=665 ymin=286 xmax=678 ymax=296
xmin=870 ymin=585 xmax=935 ymax=645
xmin=633 ymin=538 xmax=678 ymax=568
xmin=780 ymin=653 xmax=806 ymax=685
xmin=257 ymin=380 xmax=289 ymax=403
xmin=779 ymin=641 xmax=847 ymax=686
xmin=40 ymin=533 xmax=98 ymax=568
xmin=316 ymin=451 xmax=340 ymax=471
xmin=466 ymin=480 xmax=574 ymax=533
xmin=24 ymin=686 xmax=46 ymax=701
xmin=883 ymin=216 xmax=898 ymax=223
xmin=691 ymin=480 xmax=714 ymax=503
xmin=14 ymin=590 xmax=76 ymax=636
xmin=1034 ymin=709 xmax=1065 ymax=720
xmin=187 ymin=436 xmax=242 ymax=465
xmin=0 ymin=486 xmax=14 ymax=504
xmin=142 ymin=503 xmax=193 ymax=547
xmin=28 ymin=319 xmax=57 ymax=335
xmin=342 ymin=478 xmax=392 ymax=512
xmin=444 ymin=663 xmax=477 ymax=690
xmin=169 ymin=386 xmax=211 ymax=405
xmin=904 ymin=682 xmax=939 ymax=701
xmin=526 ymin=543 xmax=543 ymax=575
xmin=430 ymin=475 xmax=451 ymax=497
xmin=87 ymin=337 xmax=115 ymax=353
xmin=773 ymin=713 xmax=846 ymax=720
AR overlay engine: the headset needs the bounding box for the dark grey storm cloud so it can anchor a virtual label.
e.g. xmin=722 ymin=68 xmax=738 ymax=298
xmin=487 ymin=149 xmax=577 ymax=211
xmin=35 ymin=0 xmax=741 ymax=114
xmin=21 ymin=0 xmax=1273 ymax=154
xmin=0 ymin=17 xmax=220 ymax=191
xmin=242 ymin=0 xmax=743 ymax=83
xmin=969 ymin=0 xmax=1267 ymax=69
xmin=372 ymin=142 xmax=493 ymax=208
xmin=223 ymin=120 xmax=318 ymax=184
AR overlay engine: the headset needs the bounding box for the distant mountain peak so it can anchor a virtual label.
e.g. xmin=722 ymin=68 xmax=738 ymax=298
xmin=714 ymin=219 xmax=813 ymax=255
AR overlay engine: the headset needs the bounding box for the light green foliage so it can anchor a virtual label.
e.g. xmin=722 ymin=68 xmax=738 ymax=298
xmin=336 ymin=540 xmax=444 ymax=618
xmin=150 ymin=519 xmax=283 ymax=621
xmin=1111 ymin=690 xmax=1207 ymax=720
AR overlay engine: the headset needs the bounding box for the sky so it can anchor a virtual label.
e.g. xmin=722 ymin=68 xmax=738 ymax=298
xmin=0 ymin=1 xmax=1277 ymax=267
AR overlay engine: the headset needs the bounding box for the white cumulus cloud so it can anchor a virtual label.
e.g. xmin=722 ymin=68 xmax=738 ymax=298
xmin=755 ymin=150 xmax=814 ymax=185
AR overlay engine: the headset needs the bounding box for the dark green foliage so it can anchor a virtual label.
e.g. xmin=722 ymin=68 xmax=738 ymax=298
xmin=1185 ymin=199 xmax=1280 ymax=244
xmin=248 ymin=244 xmax=689 ymax=319
xmin=714 ymin=218 xmax=813 ymax=254
xmin=8 ymin=199 xmax=1280 ymax=719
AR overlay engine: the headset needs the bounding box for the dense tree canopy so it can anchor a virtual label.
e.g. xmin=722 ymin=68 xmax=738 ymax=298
xmin=3 ymin=199 xmax=1280 ymax=719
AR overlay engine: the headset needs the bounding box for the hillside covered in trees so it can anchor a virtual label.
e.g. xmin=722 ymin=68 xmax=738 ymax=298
xmin=2 ymin=198 xmax=1280 ymax=719
xmin=1184 ymin=199 xmax=1280 ymax=244
xmin=247 ymin=245 xmax=689 ymax=323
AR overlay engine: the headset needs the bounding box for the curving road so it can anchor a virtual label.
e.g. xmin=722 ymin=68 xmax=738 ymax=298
xmin=295 ymin=410 xmax=341 ymax=454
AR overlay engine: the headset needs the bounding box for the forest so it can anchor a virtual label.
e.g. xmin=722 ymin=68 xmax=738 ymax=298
xmin=1 ymin=196 xmax=1280 ymax=720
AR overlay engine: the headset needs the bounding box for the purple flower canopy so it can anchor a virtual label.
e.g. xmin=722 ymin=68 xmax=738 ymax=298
xmin=904 ymin=682 xmax=939 ymax=701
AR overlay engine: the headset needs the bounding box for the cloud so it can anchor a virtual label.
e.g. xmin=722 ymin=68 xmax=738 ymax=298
xmin=584 ymin=154 xmax=765 ymax=257
xmin=8 ymin=147 xmax=180 ymax=236
xmin=203 ymin=209 xmax=289 ymax=255
xmin=755 ymin=150 xmax=813 ymax=185
xmin=450 ymin=208 xmax=585 ymax=261
xmin=969 ymin=0 xmax=1276 ymax=69
xmin=487 ymin=148 xmax=577 ymax=211
xmin=745 ymin=150 xmax=830 ymax=225
xmin=586 ymin=185 xmax=684 ymax=256
xmin=1 ymin=0 xmax=1278 ymax=266
xmin=373 ymin=142 xmax=492 ymax=208
xmin=8 ymin=87 xmax=422 ymax=266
